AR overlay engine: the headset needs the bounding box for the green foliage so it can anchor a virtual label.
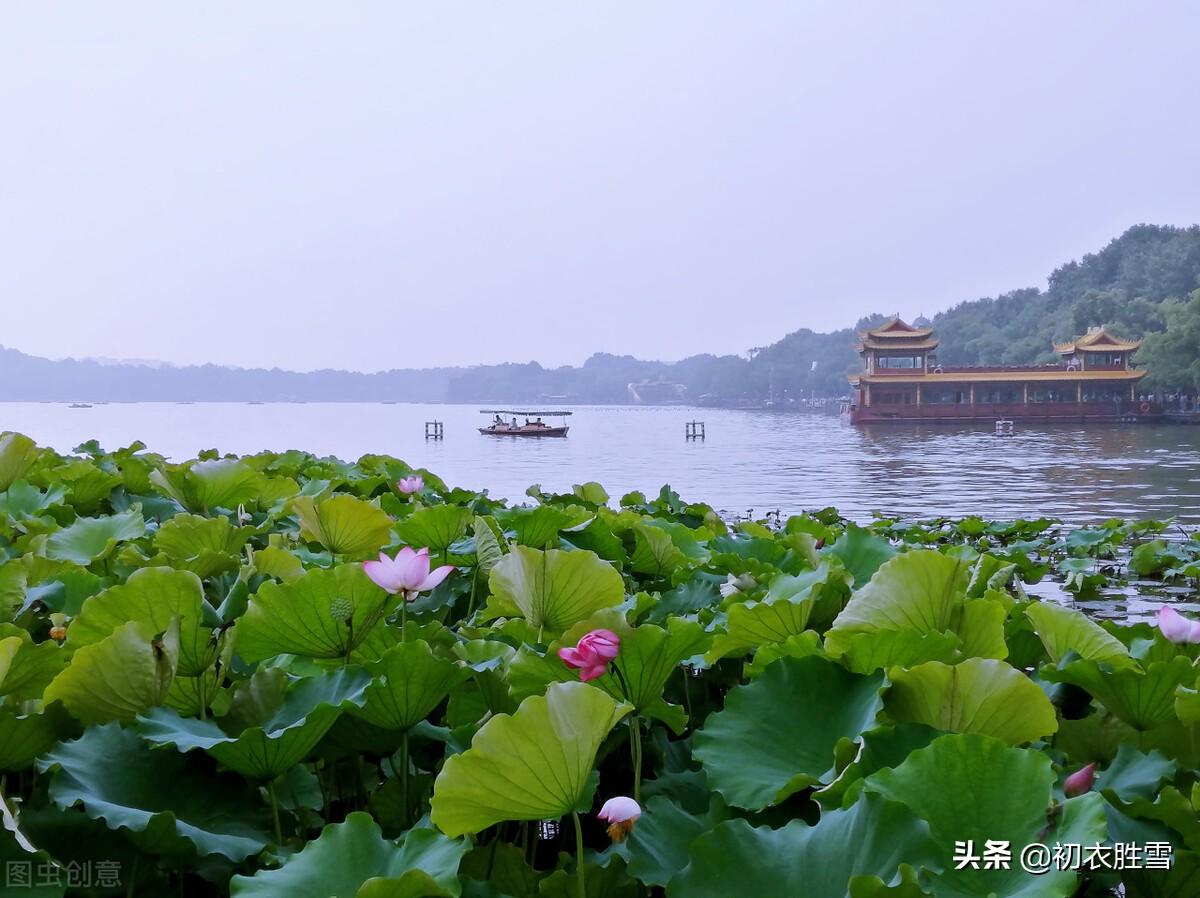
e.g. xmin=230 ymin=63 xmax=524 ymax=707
xmin=0 ymin=434 xmax=1192 ymax=896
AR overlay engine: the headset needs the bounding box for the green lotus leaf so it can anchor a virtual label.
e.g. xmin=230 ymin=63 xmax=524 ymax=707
xmin=350 ymin=640 xmax=472 ymax=732
xmin=0 ymin=704 xmax=74 ymax=772
xmin=630 ymin=524 xmax=689 ymax=577
xmin=44 ymin=618 xmax=179 ymax=724
xmin=39 ymin=722 xmax=270 ymax=861
xmin=510 ymin=612 xmax=710 ymax=731
xmin=138 ymin=667 xmax=370 ymax=779
xmin=430 ymin=681 xmax=631 ymax=837
xmin=509 ymin=504 xmax=593 ymax=549
xmin=0 ymin=481 xmax=64 ymax=525
xmin=667 ymin=793 xmax=937 ymax=898
xmin=473 ymin=515 xmax=505 ymax=575
xmin=150 ymin=458 xmax=262 ymax=512
xmin=1123 ymin=849 xmax=1200 ymax=898
xmin=826 ymin=524 xmax=898 ymax=588
xmin=1043 ymin=656 xmax=1192 ymax=731
xmin=840 ymin=629 xmax=963 ymax=674
xmin=693 ymin=656 xmax=885 ymax=810
xmin=293 ymin=494 xmax=393 ymax=560
xmin=487 ymin=546 xmax=624 ymax=635
xmin=54 ymin=459 xmax=121 ymax=512
xmin=1023 ymin=601 xmax=1133 ymax=667
xmin=0 ymin=433 xmax=39 ymax=491
xmin=0 ymin=624 xmax=66 ymax=700
xmin=253 ymin=544 xmax=305 ymax=582
xmin=885 ymin=658 xmax=1057 ymax=745
xmin=955 ymin=596 xmax=1009 ymax=660
xmin=395 ymin=505 xmax=472 ymax=556
xmin=0 ymin=794 xmax=65 ymax=898
xmin=1094 ymin=744 xmax=1176 ymax=802
xmin=624 ymin=795 xmax=728 ymax=888
xmin=707 ymin=592 xmax=816 ymax=663
xmin=154 ymin=512 xmax=254 ymax=577
xmin=814 ymin=723 xmax=941 ymax=810
xmin=744 ymin=630 xmax=824 ymax=677
xmin=45 ymin=510 xmax=145 ymax=565
xmin=572 ymin=482 xmax=609 ymax=505
xmin=864 ymin=734 xmax=1107 ymax=898
xmin=231 ymin=812 xmax=467 ymax=897
xmin=825 ymin=551 xmax=970 ymax=658
xmin=235 ymin=564 xmax=397 ymax=663
xmin=66 ymin=566 xmax=220 ymax=677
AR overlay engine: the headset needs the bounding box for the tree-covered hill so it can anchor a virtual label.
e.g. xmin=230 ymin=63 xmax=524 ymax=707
xmin=2 ymin=225 xmax=1198 ymax=403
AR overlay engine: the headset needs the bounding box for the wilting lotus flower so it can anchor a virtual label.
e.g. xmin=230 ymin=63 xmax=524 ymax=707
xmin=1063 ymin=763 xmax=1096 ymax=797
xmin=558 ymin=629 xmax=620 ymax=681
xmin=1156 ymin=606 xmax=1200 ymax=644
xmin=397 ymin=475 xmax=424 ymax=495
xmin=363 ymin=546 xmax=454 ymax=598
xmin=598 ymin=796 xmax=641 ymax=842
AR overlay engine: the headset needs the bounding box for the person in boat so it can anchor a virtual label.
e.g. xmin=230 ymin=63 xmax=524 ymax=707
xmin=493 ymin=414 xmax=504 ymax=427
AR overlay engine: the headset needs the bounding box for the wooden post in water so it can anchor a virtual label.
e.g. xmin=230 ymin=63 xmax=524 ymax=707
xmin=685 ymin=421 xmax=705 ymax=440
xmin=424 ymin=421 xmax=444 ymax=440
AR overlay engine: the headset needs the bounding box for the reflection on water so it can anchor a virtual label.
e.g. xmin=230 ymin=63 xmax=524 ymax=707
xmin=2 ymin=403 xmax=1198 ymax=524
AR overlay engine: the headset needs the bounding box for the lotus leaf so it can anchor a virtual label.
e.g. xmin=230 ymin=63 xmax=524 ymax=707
xmin=430 ymin=681 xmax=631 ymax=836
xmin=487 ymin=546 xmax=625 ymax=635
xmin=44 ymin=618 xmax=179 ymax=724
xmin=236 ymin=564 xmax=396 ymax=662
xmin=351 ymin=640 xmax=472 ymax=733
xmin=694 ymin=656 xmax=885 ymax=810
xmin=39 ymin=722 xmax=270 ymax=861
xmin=45 ymin=509 xmax=145 ymax=565
xmin=293 ymin=493 xmax=393 ymax=559
xmin=231 ymin=812 xmax=467 ymax=897
xmin=885 ymin=658 xmax=1057 ymax=745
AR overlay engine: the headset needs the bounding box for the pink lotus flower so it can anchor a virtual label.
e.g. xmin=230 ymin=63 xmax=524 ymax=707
xmin=1156 ymin=606 xmax=1200 ymax=644
xmin=1063 ymin=763 xmax=1096 ymax=797
xmin=558 ymin=629 xmax=620 ymax=681
xmin=397 ymin=476 xmax=424 ymax=496
xmin=598 ymin=796 xmax=641 ymax=842
xmin=363 ymin=547 xmax=454 ymax=598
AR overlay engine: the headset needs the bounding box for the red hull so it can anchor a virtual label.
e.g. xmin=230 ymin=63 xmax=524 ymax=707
xmin=478 ymin=426 xmax=569 ymax=437
xmin=847 ymin=401 xmax=1159 ymax=424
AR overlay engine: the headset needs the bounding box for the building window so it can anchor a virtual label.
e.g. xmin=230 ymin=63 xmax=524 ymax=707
xmin=876 ymin=356 xmax=923 ymax=369
xmin=1029 ymin=385 xmax=1075 ymax=403
xmin=1084 ymin=352 xmax=1124 ymax=367
xmin=923 ymin=388 xmax=967 ymax=405
xmin=1082 ymin=385 xmax=1123 ymax=402
xmin=975 ymin=387 xmax=1020 ymax=404
xmin=877 ymin=392 xmax=914 ymax=405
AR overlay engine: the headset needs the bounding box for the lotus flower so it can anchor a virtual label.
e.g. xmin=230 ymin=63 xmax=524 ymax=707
xmin=597 ymin=796 xmax=641 ymax=842
xmin=397 ymin=475 xmax=424 ymax=495
xmin=363 ymin=547 xmax=454 ymax=598
xmin=1063 ymin=762 xmax=1096 ymax=797
xmin=719 ymin=572 xmax=756 ymax=599
xmin=1156 ymin=606 xmax=1200 ymax=644
xmin=558 ymin=629 xmax=620 ymax=681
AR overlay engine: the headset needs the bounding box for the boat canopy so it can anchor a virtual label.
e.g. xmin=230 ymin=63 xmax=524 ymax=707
xmin=479 ymin=409 xmax=573 ymax=416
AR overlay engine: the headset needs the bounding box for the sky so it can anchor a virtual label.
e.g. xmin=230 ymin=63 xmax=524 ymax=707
xmin=2 ymin=2 xmax=1199 ymax=373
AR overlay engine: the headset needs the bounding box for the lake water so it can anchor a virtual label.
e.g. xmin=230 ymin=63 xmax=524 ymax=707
xmin=2 ymin=402 xmax=1199 ymax=525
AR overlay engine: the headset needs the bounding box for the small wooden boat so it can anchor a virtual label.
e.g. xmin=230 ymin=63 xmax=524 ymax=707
xmin=479 ymin=409 xmax=571 ymax=437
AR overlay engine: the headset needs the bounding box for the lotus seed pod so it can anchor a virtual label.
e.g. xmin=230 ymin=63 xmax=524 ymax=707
xmin=328 ymin=597 xmax=354 ymax=622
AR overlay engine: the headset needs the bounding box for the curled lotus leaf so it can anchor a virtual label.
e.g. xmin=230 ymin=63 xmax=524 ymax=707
xmin=430 ymin=681 xmax=631 ymax=837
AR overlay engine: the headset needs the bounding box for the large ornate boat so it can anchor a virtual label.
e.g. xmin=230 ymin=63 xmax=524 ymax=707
xmin=478 ymin=409 xmax=571 ymax=437
xmin=845 ymin=318 xmax=1155 ymax=424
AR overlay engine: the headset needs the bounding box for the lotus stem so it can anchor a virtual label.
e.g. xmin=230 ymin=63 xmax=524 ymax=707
xmin=572 ymin=811 xmax=586 ymax=898
xmin=400 ymin=730 xmax=410 ymax=828
xmin=267 ymin=779 xmax=283 ymax=846
xmin=629 ymin=717 xmax=643 ymax=803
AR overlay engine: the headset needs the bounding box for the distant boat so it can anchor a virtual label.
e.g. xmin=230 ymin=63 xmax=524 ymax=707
xmin=68 ymin=402 xmax=92 ymax=409
xmin=248 ymin=401 xmax=264 ymax=405
xmin=478 ymin=409 xmax=571 ymax=438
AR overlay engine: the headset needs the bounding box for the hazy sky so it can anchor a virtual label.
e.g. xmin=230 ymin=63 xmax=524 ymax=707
xmin=3 ymin=3 xmax=1199 ymax=372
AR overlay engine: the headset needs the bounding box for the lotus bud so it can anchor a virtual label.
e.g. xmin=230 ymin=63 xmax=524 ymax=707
xmin=1063 ymin=763 xmax=1096 ymax=797
xmin=597 ymin=796 xmax=641 ymax=842
xmin=397 ymin=476 xmax=424 ymax=496
xmin=1156 ymin=606 xmax=1200 ymax=644
xmin=558 ymin=629 xmax=620 ymax=682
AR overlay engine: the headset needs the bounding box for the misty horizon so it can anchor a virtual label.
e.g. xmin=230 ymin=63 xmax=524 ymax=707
xmin=4 ymin=3 xmax=1200 ymax=373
